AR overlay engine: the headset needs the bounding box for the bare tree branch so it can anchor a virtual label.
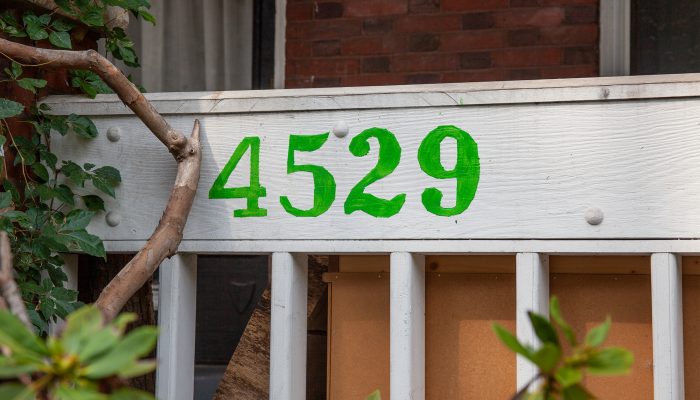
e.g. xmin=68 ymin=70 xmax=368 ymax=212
xmin=0 ymin=231 xmax=31 ymax=328
xmin=0 ymin=38 xmax=202 ymax=323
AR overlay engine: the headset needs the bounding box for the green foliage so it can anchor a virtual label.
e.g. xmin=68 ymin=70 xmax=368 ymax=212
xmin=0 ymin=306 xmax=158 ymax=399
xmin=366 ymin=390 xmax=381 ymax=400
xmin=0 ymin=3 xmax=151 ymax=332
xmin=493 ymin=297 xmax=634 ymax=400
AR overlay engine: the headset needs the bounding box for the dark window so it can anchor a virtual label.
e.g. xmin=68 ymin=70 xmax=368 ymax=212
xmin=631 ymin=1 xmax=700 ymax=75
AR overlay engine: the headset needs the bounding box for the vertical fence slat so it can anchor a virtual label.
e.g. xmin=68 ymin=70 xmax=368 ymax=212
xmin=390 ymin=252 xmax=425 ymax=400
xmin=516 ymin=252 xmax=549 ymax=391
xmin=651 ymin=253 xmax=684 ymax=400
xmin=270 ymin=252 xmax=307 ymax=400
xmin=156 ymin=253 xmax=197 ymax=400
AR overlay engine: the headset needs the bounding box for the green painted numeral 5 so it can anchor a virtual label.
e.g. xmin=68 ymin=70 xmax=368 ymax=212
xmin=418 ymin=125 xmax=480 ymax=216
xmin=280 ymin=133 xmax=336 ymax=217
xmin=344 ymin=128 xmax=406 ymax=218
xmin=209 ymin=136 xmax=267 ymax=217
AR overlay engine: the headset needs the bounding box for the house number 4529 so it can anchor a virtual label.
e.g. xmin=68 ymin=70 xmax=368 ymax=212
xmin=208 ymin=125 xmax=480 ymax=218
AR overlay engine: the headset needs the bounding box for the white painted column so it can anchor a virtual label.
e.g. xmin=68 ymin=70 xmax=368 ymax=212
xmin=516 ymin=253 xmax=549 ymax=391
xmin=651 ymin=253 xmax=684 ymax=400
xmin=156 ymin=253 xmax=197 ymax=400
xmin=270 ymin=252 xmax=307 ymax=400
xmin=390 ymin=252 xmax=425 ymax=400
xmin=62 ymin=254 xmax=79 ymax=291
xmin=599 ymin=0 xmax=631 ymax=76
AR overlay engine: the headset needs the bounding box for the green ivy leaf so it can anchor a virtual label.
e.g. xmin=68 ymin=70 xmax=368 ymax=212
xmin=91 ymin=166 xmax=121 ymax=198
xmin=54 ymin=185 xmax=75 ymax=206
xmin=80 ymin=7 xmax=105 ymax=27
xmin=61 ymin=229 xmax=105 ymax=258
xmin=17 ymin=78 xmax=47 ymax=94
xmin=585 ymin=316 xmax=611 ymax=347
xmin=0 ymin=191 xmax=12 ymax=209
xmin=62 ymin=209 xmax=94 ymax=231
xmin=50 ymin=18 xmax=74 ymax=32
xmin=49 ymin=31 xmax=72 ymax=49
xmin=30 ymin=162 xmax=49 ymax=182
xmin=66 ymin=114 xmax=98 ymax=139
xmin=25 ymin=21 xmax=48 ymax=41
xmin=0 ymin=99 xmax=24 ymax=119
xmin=4 ymin=62 xmax=22 ymax=80
xmin=82 ymin=195 xmax=105 ymax=211
xmin=61 ymin=161 xmax=90 ymax=186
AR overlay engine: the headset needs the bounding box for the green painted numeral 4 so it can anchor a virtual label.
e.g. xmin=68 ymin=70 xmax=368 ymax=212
xmin=209 ymin=136 xmax=267 ymax=217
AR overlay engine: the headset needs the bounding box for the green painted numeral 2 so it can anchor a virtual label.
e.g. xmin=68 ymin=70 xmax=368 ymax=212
xmin=210 ymin=125 xmax=480 ymax=218
xmin=344 ymin=128 xmax=406 ymax=218
xmin=209 ymin=136 xmax=267 ymax=217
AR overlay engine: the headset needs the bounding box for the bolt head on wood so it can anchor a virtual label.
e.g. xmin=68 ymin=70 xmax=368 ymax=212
xmin=585 ymin=207 xmax=604 ymax=225
xmin=106 ymin=212 xmax=121 ymax=227
xmin=106 ymin=127 xmax=121 ymax=142
xmin=332 ymin=121 xmax=349 ymax=138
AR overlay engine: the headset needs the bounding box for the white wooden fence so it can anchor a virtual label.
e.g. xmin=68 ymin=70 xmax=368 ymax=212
xmin=45 ymin=74 xmax=700 ymax=399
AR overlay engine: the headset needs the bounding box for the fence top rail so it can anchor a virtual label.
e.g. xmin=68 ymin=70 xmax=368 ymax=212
xmin=42 ymin=73 xmax=700 ymax=116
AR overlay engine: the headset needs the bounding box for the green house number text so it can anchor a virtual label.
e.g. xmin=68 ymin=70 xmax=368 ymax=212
xmin=209 ymin=125 xmax=480 ymax=218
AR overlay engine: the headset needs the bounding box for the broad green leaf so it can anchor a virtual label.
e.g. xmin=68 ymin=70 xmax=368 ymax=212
xmin=82 ymin=195 xmax=105 ymax=211
xmin=562 ymin=384 xmax=594 ymax=400
xmin=0 ymin=383 xmax=35 ymax=400
xmin=0 ymin=99 xmax=24 ymax=119
xmin=54 ymin=185 xmax=75 ymax=206
xmin=587 ymin=347 xmax=633 ymax=375
xmin=110 ymin=388 xmax=155 ymax=400
xmin=493 ymin=324 xmax=535 ymax=361
xmin=365 ymin=390 xmax=381 ymax=400
xmin=585 ymin=316 xmax=611 ymax=347
xmin=117 ymin=360 xmax=157 ymax=378
xmin=0 ymin=311 xmax=48 ymax=359
xmin=76 ymin=328 xmax=119 ymax=363
xmin=17 ymin=78 xmax=47 ymax=94
xmin=0 ymin=356 xmax=40 ymax=378
xmin=63 ymin=306 xmax=104 ymax=355
xmin=55 ymin=384 xmax=108 ymax=400
xmin=528 ymin=312 xmax=559 ymax=347
xmin=532 ymin=342 xmax=560 ymax=373
xmin=49 ymin=31 xmax=72 ymax=49
xmin=83 ymin=326 xmax=158 ymax=378
xmin=4 ymin=62 xmax=21 ymax=79
xmin=110 ymin=312 xmax=137 ymax=334
xmin=80 ymin=8 xmax=105 ymax=27
xmin=61 ymin=161 xmax=90 ymax=186
xmin=555 ymin=366 xmax=583 ymax=388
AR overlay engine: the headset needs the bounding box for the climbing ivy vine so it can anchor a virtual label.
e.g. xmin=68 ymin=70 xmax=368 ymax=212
xmin=0 ymin=0 xmax=153 ymax=333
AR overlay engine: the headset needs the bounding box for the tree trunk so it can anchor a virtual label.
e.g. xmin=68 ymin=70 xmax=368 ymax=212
xmin=78 ymin=253 xmax=156 ymax=393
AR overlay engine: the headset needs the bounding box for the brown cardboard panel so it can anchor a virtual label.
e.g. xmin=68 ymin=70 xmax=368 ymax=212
xmin=339 ymin=255 xmax=389 ymax=272
xmin=549 ymin=255 xmax=650 ymax=275
xmin=426 ymin=272 xmax=516 ymax=399
xmin=682 ymin=256 xmax=700 ymax=275
xmin=426 ymin=255 xmax=516 ymax=273
xmin=551 ymin=269 xmax=653 ymax=399
xmin=328 ymin=272 xmax=390 ymax=400
xmin=682 ymin=257 xmax=700 ymax=398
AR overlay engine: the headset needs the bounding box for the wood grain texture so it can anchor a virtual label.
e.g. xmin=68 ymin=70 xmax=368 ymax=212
xmin=52 ymin=93 xmax=700 ymax=247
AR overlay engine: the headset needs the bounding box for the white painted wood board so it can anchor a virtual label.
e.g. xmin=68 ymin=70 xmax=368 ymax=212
xmin=48 ymin=76 xmax=700 ymax=250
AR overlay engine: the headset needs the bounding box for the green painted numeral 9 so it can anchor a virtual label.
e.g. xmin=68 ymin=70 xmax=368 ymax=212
xmin=418 ymin=125 xmax=480 ymax=216
xmin=344 ymin=128 xmax=406 ymax=218
xmin=280 ymin=133 xmax=336 ymax=217
xmin=209 ymin=136 xmax=267 ymax=217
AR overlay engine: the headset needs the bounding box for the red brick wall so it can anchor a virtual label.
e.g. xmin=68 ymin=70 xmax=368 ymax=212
xmin=285 ymin=0 xmax=599 ymax=88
